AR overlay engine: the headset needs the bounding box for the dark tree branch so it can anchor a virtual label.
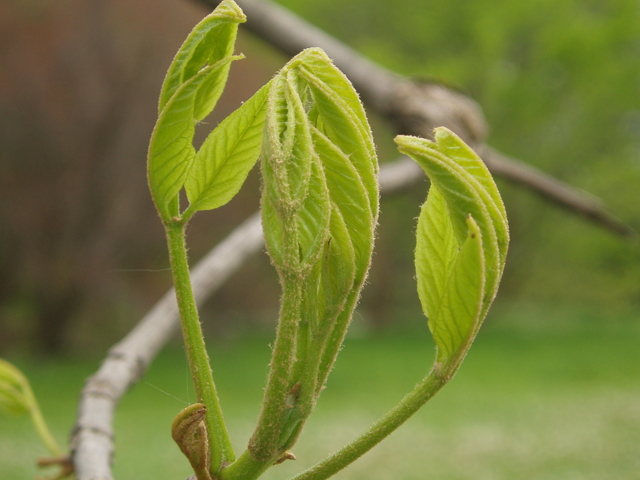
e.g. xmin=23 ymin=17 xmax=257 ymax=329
xmin=480 ymin=146 xmax=634 ymax=237
xmin=198 ymin=0 xmax=632 ymax=237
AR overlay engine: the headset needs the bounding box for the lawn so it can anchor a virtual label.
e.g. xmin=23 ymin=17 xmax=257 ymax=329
xmin=2 ymin=304 xmax=639 ymax=480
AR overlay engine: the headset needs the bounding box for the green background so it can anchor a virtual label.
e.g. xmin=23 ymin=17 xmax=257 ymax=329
xmin=1 ymin=0 xmax=639 ymax=478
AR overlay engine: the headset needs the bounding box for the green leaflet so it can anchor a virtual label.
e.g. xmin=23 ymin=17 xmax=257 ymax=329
xmin=261 ymin=69 xmax=330 ymax=275
xmin=418 ymin=196 xmax=485 ymax=362
xmin=158 ymin=0 xmax=245 ymax=115
xmin=311 ymin=126 xmax=372 ymax=285
xmin=294 ymin=157 xmax=331 ymax=271
xmin=284 ymin=70 xmax=316 ymax=208
xmin=148 ymin=0 xmax=244 ymax=222
xmin=321 ymin=207 xmax=356 ymax=321
xmin=415 ymin=187 xmax=458 ymax=324
xmin=396 ymin=128 xmax=509 ymax=364
xmin=298 ymin=56 xmax=378 ymax=218
xmin=434 ymin=129 xmax=507 ymax=224
xmin=185 ymin=82 xmax=271 ymax=212
xmin=0 ymin=359 xmax=62 ymax=456
xmin=298 ymin=208 xmax=355 ymax=336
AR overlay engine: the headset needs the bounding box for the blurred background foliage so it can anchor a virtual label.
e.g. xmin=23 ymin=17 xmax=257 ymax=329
xmin=1 ymin=1 xmax=639 ymax=479
xmin=0 ymin=0 xmax=639 ymax=357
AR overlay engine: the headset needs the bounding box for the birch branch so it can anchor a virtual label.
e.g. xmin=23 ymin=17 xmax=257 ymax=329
xmin=69 ymin=158 xmax=425 ymax=480
xmin=198 ymin=0 xmax=632 ymax=237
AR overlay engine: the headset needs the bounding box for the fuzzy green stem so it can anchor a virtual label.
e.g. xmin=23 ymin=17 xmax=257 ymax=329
xmin=219 ymin=449 xmax=269 ymax=480
xmin=287 ymin=366 xmax=450 ymax=480
xmin=180 ymin=203 xmax=198 ymax=224
xmin=249 ymin=271 xmax=302 ymax=459
xmin=221 ymin=272 xmax=302 ymax=480
xmin=277 ymin=323 xmax=326 ymax=448
xmin=165 ymin=221 xmax=234 ymax=472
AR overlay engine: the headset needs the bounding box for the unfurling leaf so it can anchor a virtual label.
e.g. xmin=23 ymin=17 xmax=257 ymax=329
xmin=396 ymin=128 xmax=509 ymax=365
xmin=185 ymin=82 xmax=271 ymax=213
xmin=251 ymin=48 xmax=378 ymax=459
xmin=261 ymin=48 xmax=377 ymax=293
xmin=148 ymin=0 xmax=245 ymax=222
xmin=158 ymin=0 xmax=245 ymax=115
xmin=260 ymin=49 xmax=378 ymax=364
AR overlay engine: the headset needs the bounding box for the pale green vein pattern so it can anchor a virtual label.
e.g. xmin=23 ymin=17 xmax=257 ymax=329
xmin=299 ymin=61 xmax=378 ymax=218
xmin=185 ymin=82 xmax=270 ymax=212
xmin=147 ymin=1 xmax=244 ymax=221
xmin=396 ymin=128 xmax=509 ymax=363
xmin=311 ymin=126 xmax=371 ymax=282
xmin=415 ymin=187 xmax=458 ymax=322
xmin=158 ymin=0 xmax=245 ymax=115
xmin=428 ymin=214 xmax=484 ymax=362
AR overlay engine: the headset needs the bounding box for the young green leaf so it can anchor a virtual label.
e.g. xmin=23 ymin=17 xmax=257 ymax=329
xmin=298 ymin=55 xmax=378 ymax=218
xmin=293 ymin=157 xmax=332 ymax=271
xmin=148 ymin=0 xmax=245 ymax=222
xmin=158 ymin=0 xmax=245 ymax=115
xmin=260 ymin=48 xmax=378 ymax=341
xmin=396 ymin=128 xmax=509 ymax=365
xmin=422 ymin=210 xmax=485 ymax=363
xmin=185 ymin=82 xmax=271 ymax=213
xmin=311 ymin=126 xmax=372 ymax=286
xmin=414 ymin=186 xmax=458 ymax=326
xmin=320 ymin=207 xmax=356 ymax=323
xmin=149 ymin=57 xmax=240 ymax=221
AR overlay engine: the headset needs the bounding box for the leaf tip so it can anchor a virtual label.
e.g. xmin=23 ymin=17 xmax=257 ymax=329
xmin=214 ymin=0 xmax=247 ymax=23
xmin=465 ymin=214 xmax=481 ymax=240
xmin=301 ymin=47 xmax=330 ymax=60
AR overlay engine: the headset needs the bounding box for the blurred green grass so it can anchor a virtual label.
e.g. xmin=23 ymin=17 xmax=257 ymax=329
xmin=2 ymin=305 xmax=639 ymax=480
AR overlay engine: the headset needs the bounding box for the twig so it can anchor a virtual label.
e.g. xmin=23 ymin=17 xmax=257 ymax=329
xmin=480 ymin=146 xmax=634 ymax=237
xmin=197 ymin=0 xmax=632 ymax=237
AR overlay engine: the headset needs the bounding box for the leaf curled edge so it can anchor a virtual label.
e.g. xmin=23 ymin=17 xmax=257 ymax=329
xmin=397 ymin=128 xmax=509 ymax=365
xmin=148 ymin=0 xmax=245 ymax=221
xmin=425 ymin=212 xmax=484 ymax=363
xmin=0 ymin=359 xmax=30 ymax=415
xmin=148 ymin=56 xmax=241 ymax=221
xmin=158 ymin=0 xmax=245 ymax=114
